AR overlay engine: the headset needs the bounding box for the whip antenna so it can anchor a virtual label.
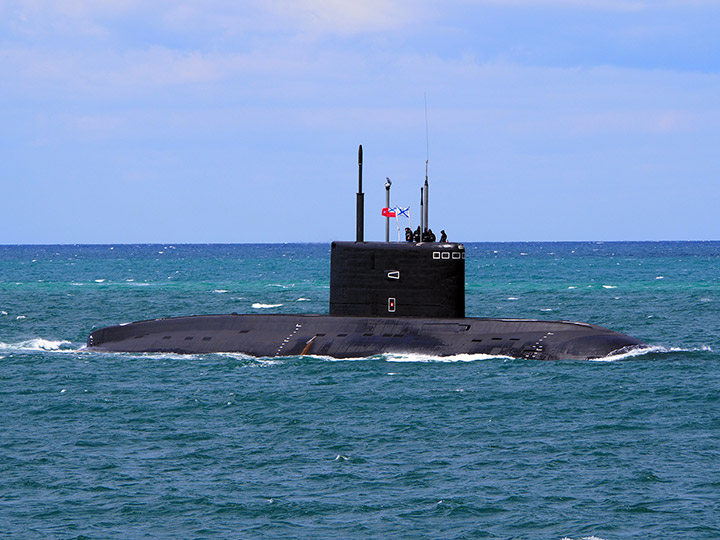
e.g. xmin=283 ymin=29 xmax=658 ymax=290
xmin=424 ymin=92 xmax=430 ymax=172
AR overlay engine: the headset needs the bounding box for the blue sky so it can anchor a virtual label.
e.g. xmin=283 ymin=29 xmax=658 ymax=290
xmin=2 ymin=0 xmax=719 ymax=243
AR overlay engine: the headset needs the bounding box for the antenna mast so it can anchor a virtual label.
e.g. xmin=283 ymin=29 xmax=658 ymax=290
xmin=423 ymin=94 xmax=429 ymax=233
xmin=356 ymin=145 xmax=364 ymax=242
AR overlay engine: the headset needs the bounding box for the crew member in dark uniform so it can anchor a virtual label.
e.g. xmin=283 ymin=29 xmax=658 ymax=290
xmin=428 ymin=229 xmax=436 ymax=242
xmin=413 ymin=226 xmax=421 ymax=242
xmin=440 ymin=230 xmax=447 ymax=242
xmin=405 ymin=227 xmax=413 ymax=242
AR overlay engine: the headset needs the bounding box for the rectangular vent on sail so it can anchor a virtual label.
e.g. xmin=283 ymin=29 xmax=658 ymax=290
xmin=184 ymin=336 xmax=194 ymax=341
xmin=202 ymin=337 xmax=212 ymax=341
xmin=337 ymin=333 xmax=348 ymax=337
xmin=238 ymin=330 xmax=249 ymax=334
xmin=162 ymin=336 xmax=171 ymax=340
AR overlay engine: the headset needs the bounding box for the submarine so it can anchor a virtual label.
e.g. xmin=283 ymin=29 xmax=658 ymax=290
xmin=87 ymin=146 xmax=647 ymax=360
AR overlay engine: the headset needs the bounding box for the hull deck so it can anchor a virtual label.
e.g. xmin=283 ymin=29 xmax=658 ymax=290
xmin=88 ymin=313 xmax=646 ymax=361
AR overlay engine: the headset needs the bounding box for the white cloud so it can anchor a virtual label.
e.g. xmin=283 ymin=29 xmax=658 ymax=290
xmin=0 ymin=0 xmax=427 ymax=40
xmin=447 ymin=0 xmax=714 ymax=10
xmin=263 ymin=0 xmax=424 ymax=35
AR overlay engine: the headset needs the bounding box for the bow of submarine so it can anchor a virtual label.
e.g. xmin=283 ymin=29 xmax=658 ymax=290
xmin=535 ymin=325 xmax=647 ymax=360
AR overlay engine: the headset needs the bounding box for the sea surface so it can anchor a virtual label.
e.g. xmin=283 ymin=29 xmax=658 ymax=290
xmin=1 ymin=242 xmax=719 ymax=540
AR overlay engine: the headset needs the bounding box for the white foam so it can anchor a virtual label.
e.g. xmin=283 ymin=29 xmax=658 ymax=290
xmin=16 ymin=315 xmax=26 ymax=320
xmin=590 ymin=345 xmax=712 ymax=362
xmin=383 ymin=352 xmax=513 ymax=363
xmin=602 ymin=285 xmax=617 ymax=289
xmin=222 ymin=352 xmax=257 ymax=361
xmin=507 ymin=297 xmax=519 ymax=301
xmin=94 ymin=279 xmax=105 ymax=283
xmin=0 ymin=338 xmax=74 ymax=352
xmin=297 ymin=298 xmax=311 ymax=301
xmin=656 ymin=275 xmax=664 ymax=279
xmin=251 ymin=303 xmax=283 ymax=309
xmin=214 ymin=289 xmax=229 ymax=293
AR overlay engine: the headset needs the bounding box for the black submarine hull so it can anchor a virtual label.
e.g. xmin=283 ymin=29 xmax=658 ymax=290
xmin=87 ymin=313 xmax=646 ymax=361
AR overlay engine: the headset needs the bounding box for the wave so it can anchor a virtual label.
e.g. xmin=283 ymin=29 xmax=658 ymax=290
xmin=590 ymin=345 xmax=713 ymax=362
xmin=0 ymin=338 xmax=78 ymax=352
xmin=382 ymin=352 xmax=513 ymax=363
xmin=258 ymin=345 xmax=713 ymax=364
xmin=79 ymin=345 xmax=714 ymax=365
xmin=251 ymin=303 xmax=283 ymax=309
xmin=279 ymin=352 xmax=514 ymax=363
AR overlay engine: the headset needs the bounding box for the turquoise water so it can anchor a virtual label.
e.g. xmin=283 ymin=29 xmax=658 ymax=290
xmin=1 ymin=242 xmax=719 ymax=539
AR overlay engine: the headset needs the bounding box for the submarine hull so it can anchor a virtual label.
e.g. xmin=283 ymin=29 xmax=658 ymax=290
xmin=87 ymin=314 xmax=646 ymax=361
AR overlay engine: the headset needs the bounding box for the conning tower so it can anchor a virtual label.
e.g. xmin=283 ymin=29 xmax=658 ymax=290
xmin=329 ymin=145 xmax=465 ymax=318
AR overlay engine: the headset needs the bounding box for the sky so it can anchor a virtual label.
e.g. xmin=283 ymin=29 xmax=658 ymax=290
xmin=2 ymin=0 xmax=719 ymax=244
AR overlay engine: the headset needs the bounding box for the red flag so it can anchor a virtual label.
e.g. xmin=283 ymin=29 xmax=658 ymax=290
xmin=382 ymin=207 xmax=396 ymax=217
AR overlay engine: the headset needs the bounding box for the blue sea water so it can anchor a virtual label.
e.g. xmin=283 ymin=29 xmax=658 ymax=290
xmin=1 ymin=242 xmax=719 ymax=540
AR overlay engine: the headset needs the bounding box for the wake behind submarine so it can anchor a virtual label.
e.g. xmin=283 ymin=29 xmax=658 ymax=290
xmin=87 ymin=146 xmax=647 ymax=360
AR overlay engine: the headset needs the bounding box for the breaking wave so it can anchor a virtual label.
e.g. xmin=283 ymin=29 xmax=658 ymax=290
xmin=590 ymin=344 xmax=713 ymax=362
xmin=0 ymin=338 xmax=77 ymax=352
xmin=381 ymin=352 xmax=513 ymax=363
xmin=269 ymin=352 xmax=515 ymax=363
